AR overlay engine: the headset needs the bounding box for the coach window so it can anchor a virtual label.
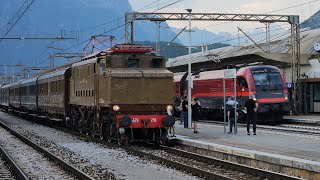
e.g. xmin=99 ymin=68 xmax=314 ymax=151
xmin=128 ymin=58 xmax=139 ymax=68
xmin=152 ymin=59 xmax=162 ymax=68
xmin=99 ymin=60 xmax=106 ymax=76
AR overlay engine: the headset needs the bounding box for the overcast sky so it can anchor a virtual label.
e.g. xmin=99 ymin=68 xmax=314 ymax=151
xmin=128 ymin=0 xmax=320 ymax=33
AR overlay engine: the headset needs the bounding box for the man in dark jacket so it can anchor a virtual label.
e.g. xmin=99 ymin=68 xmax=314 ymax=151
xmin=191 ymin=97 xmax=201 ymax=133
xmin=245 ymin=94 xmax=258 ymax=135
xmin=181 ymin=96 xmax=188 ymax=128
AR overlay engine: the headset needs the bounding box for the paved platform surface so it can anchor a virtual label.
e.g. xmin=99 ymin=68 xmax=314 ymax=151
xmin=174 ymin=123 xmax=320 ymax=162
xmin=173 ymin=122 xmax=320 ymax=173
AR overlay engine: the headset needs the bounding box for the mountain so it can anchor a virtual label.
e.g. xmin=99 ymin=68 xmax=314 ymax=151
xmin=0 ymin=0 xmax=178 ymax=68
xmin=301 ymin=10 xmax=320 ymax=30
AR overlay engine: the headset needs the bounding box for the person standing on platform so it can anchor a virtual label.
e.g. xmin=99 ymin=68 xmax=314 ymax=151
xmin=227 ymin=104 xmax=238 ymax=134
xmin=181 ymin=96 xmax=188 ymax=128
xmin=245 ymin=94 xmax=258 ymax=135
xmin=179 ymin=96 xmax=184 ymax=125
xmin=191 ymin=97 xmax=201 ymax=133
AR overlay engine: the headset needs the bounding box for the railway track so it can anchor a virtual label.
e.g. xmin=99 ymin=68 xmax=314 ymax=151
xmin=0 ymin=146 xmax=28 ymax=180
xmin=0 ymin=121 xmax=94 ymax=180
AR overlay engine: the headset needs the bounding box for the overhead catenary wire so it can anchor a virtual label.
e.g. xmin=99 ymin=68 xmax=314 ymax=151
xmin=0 ymin=0 xmax=35 ymax=44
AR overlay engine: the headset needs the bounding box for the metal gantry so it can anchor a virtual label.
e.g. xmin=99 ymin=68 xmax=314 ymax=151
xmin=125 ymin=12 xmax=301 ymax=113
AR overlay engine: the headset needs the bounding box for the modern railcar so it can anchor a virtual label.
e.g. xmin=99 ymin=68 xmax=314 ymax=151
xmin=174 ymin=65 xmax=291 ymax=123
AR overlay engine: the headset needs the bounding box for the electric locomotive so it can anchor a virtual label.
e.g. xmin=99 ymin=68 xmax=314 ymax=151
xmin=174 ymin=65 xmax=290 ymax=123
xmin=69 ymin=44 xmax=175 ymax=144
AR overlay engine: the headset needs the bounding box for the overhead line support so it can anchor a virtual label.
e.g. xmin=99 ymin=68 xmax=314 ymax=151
xmin=125 ymin=11 xmax=301 ymax=113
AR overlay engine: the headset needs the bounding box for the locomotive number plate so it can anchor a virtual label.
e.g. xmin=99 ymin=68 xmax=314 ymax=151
xmin=132 ymin=118 xmax=139 ymax=123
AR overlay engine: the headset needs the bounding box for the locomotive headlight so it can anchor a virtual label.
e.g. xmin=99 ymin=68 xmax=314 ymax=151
xmin=113 ymin=105 xmax=120 ymax=111
xmin=166 ymin=105 xmax=173 ymax=111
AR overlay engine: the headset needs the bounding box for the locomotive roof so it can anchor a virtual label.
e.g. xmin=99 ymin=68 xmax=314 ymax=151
xmin=38 ymin=68 xmax=69 ymax=80
xmin=21 ymin=76 xmax=40 ymax=85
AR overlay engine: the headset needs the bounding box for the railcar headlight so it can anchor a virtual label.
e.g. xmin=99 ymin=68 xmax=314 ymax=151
xmin=253 ymin=97 xmax=257 ymax=101
xmin=113 ymin=105 xmax=120 ymax=111
xmin=284 ymin=94 xmax=288 ymax=100
xmin=166 ymin=105 xmax=173 ymax=111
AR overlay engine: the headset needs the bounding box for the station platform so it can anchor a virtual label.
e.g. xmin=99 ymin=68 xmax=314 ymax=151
xmin=172 ymin=122 xmax=320 ymax=179
xmin=284 ymin=115 xmax=320 ymax=124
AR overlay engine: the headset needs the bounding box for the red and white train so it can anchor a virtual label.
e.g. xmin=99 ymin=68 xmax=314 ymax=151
xmin=173 ymin=65 xmax=291 ymax=123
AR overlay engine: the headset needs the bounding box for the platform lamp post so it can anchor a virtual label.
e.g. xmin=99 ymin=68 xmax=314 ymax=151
xmin=186 ymin=8 xmax=192 ymax=129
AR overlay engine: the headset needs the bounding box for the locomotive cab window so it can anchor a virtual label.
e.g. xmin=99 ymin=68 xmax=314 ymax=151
xmin=152 ymin=59 xmax=162 ymax=68
xmin=237 ymin=77 xmax=248 ymax=88
xmin=127 ymin=58 xmax=139 ymax=68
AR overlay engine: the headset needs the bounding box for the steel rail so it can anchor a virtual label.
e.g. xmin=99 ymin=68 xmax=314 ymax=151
xmin=160 ymin=145 xmax=300 ymax=180
xmin=0 ymin=122 xmax=94 ymax=180
xmin=0 ymin=146 xmax=29 ymax=180
xmin=122 ymin=146 xmax=233 ymax=180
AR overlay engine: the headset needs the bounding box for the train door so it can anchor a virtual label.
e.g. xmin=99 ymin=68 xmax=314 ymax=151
xmin=313 ymin=83 xmax=320 ymax=113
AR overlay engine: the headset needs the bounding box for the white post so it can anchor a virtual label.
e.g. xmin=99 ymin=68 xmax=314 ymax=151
xmin=5 ymin=65 xmax=7 ymax=83
xmin=234 ymin=76 xmax=237 ymax=133
xmin=187 ymin=9 xmax=192 ymax=129
xmin=223 ymin=78 xmax=226 ymax=133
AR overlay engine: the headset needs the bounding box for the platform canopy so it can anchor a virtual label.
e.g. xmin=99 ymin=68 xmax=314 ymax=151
xmin=166 ymin=28 xmax=320 ymax=72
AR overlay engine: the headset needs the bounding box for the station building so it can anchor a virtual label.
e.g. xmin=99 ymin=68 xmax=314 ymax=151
xmin=166 ymin=28 xmax=320 ymax=114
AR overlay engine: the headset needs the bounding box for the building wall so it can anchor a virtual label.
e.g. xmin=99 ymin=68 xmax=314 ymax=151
xmin=280 ymin=57 xmax=320 ymax=113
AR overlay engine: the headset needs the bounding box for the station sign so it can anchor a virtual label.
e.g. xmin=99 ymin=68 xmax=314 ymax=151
xmin=287 ymin=83 xmax=292 ymax=89
xmin=224 ymin=69 xmax=236 ymax=79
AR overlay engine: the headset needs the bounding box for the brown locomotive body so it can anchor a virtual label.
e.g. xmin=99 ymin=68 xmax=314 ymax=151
xmin=69 ymin=44 xmax=175 ymax=144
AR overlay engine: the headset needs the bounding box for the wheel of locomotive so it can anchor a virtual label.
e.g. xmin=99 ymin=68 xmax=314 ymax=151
xmin=86 ymin=131 xmax=90 ymax=136
xmin=107 ymin=138 xmax=112 ymax=142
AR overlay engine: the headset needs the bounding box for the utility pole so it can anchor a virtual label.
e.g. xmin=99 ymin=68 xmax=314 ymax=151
xmin=186 ymin=8 xmax=192 ymax=129
xmin=0 ymin=64 xmax=24 ymax=83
